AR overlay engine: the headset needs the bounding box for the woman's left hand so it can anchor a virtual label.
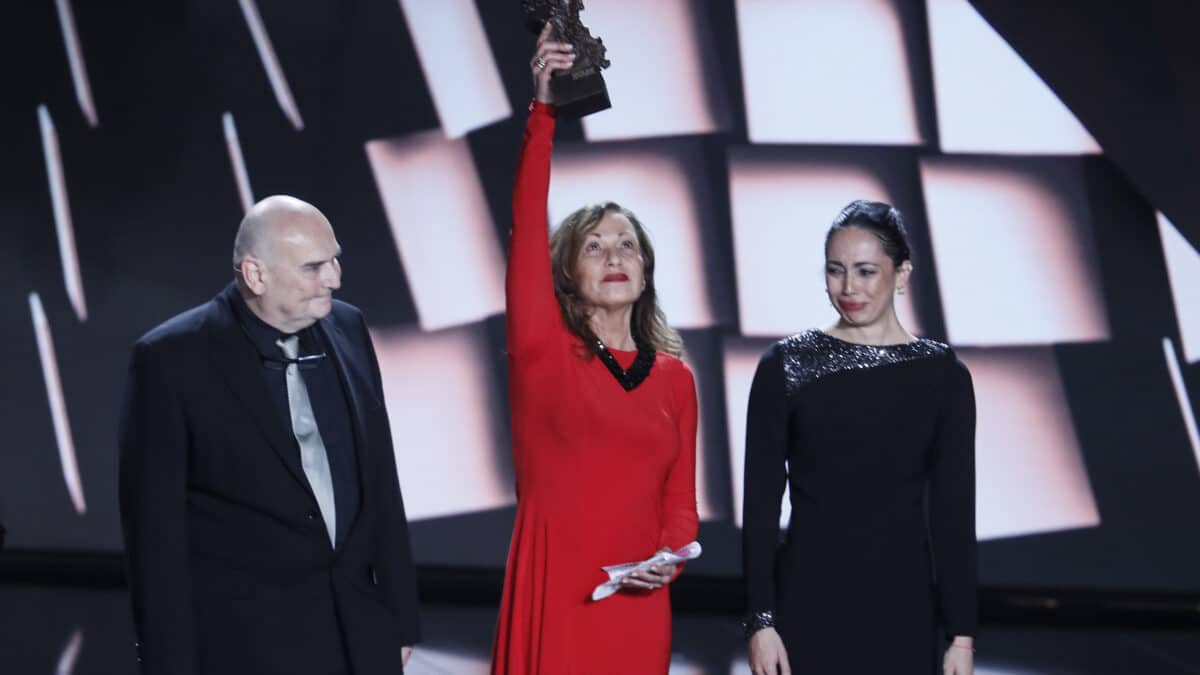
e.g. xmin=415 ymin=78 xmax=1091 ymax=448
xmin=942 ymin=638 xmax=974 ymax=675
xmin=619 ymin=548 xmax=678 ymax=591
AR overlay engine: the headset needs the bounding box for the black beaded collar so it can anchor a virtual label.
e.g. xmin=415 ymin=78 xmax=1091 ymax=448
xmin=777 ymin=329 xmax=948 ymax=397
xmin=595 ymin=339 xmax=656 ymax=391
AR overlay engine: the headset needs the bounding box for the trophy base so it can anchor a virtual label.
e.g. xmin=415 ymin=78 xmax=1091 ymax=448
xmin=550 ymin=66 xmax=611 ymax=119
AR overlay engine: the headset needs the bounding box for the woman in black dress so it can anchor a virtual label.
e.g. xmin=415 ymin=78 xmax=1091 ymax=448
xmin=742 ymin=200 xmax=977 ymax=675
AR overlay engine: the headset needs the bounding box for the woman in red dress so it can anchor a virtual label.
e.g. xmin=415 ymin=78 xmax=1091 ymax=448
xmin=489 ymin=27 xmax=700 ymax=675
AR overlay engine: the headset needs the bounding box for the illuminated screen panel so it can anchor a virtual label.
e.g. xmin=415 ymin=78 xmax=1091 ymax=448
xmin=221 ymin=112 xmax=255 ymax=213
xmin=6 ymin=0 xmax=1200 ymax=603
xmin=548 ymin=141 xmax=725 ymax=329
xmin=53 ymin=0 xmax=97 ymax=127
xmin=236 ymin=0 xmax=304 ymax=130
xmin=728 ymin=147 xmax=923 ymax=338
xmin=666 ymin=658 xmax=705 ymax=675
xmin=37 ymin=105 xmax=87 ymax=323
xmin=921 ymin=156 xmax=1110 ymax=346
xmin=925 ymin=0 xmax=1100 ymax=154
xmin=577 ymin=0 xmax=729 ymax=141
xmin=723 ymin=337 xmax=788 ymax=529
xmin=365 ymin=130 xmax=506 ymax=332
xmin=1157 ymin=212 xmax=1200 ymax=364
xmin=961 ymin=347 xmax=1100 ymax=540
xmin=735 ymin=0 xmax=922 ymax=145
xmin=29 ymin=292 xmax=86 ymax=516
xmin=681 ymin=348 xmax=724 ymax=523
xmin=405 ymin=648 xmax=489 ymax=674
xmin=1162 ymin=339 xmax=1200 ymax=479
xmin=372 ymin=322 xmax=513 ymax=522
xmin=397 ymin=0 xmax=511 ymax=138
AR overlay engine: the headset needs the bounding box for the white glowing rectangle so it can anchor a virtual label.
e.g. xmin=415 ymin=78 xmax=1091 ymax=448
xmin=576 ymin=0 xmax=728 ymax=141
xmin=54 ymin=0 xmax=97 ymax=127
xmin=37 ymin=105 xmax=87 ymax=323
xmin=397 ymin=0 xmax=511 ymax=138
xmin=728 ymin=148 xmax=921 ymax=337
xmin=1157 ymin=212 xmax=1200 ymax=364
xmin=926 ymin=0 xmax=1100 ymax=154
xmin=372 ymin=323 xmax=513 ymax=521
xmin=547 ymin=141 xmax=723 ymax=329
xmin=237 ymin=0 xmax=304 ymax=131
xmin=735 ymin=0 xmax=922 ymax=145
xmin=365 ymin=130 xmax=506 ymax=332
xmin=666 ymin=658 xmax=705 ymax=675
xmin=1163 ymin=339 xmax=1200 ymax=477
xmin=723 ymin=338 xmax=788 ymax=529
xmin=961 ymin=347 xmax=1099 ymax=540
xmin=921 ymin=157 xmax=1109 ymax=346
xmin=55 ymin=628 xmax=84 ymax=675
xmin=405 ymin=648 xmax=490 ymax=674
xmin=29 ymin=293 xmax=86 ymax=515
xmin=222 ymin=112 xmax=255 ymax=213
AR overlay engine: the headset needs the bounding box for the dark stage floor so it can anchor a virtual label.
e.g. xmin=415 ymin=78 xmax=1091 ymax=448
xmin=2 ymin=585 xmax=1198 ymax=674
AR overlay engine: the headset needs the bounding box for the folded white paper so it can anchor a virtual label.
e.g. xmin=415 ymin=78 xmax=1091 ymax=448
xmin=591 ymin=541 xmax=703 ymax=601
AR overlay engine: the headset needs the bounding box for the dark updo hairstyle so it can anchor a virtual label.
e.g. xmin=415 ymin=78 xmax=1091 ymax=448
xmin=825 ymin=199 xmax=912 ymax=267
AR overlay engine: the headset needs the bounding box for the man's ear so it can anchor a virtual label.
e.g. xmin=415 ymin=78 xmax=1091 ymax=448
xmin=240 ymin=257 xmax=267 ymax=295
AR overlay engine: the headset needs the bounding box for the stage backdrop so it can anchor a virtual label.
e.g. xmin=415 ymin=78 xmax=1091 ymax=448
xmin=3 ymin=0 xmax=1199 ymax=594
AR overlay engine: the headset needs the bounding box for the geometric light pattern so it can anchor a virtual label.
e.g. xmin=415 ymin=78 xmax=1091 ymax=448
xmin=28 ymin=292 xmax=86 ymax=515
xmin=372 ymin=323 xmax=513 ymax=522
xmin=961 ymin=347 xmax=1100 ymax=540
xmin=925 ymin=0 xmax=1100 ymax=154
xmin=735 ymin=0 xmax=923 ymax=145
xmin=397 ymin=0 xmax=511 ymax=139
xmin=728 ymin=147 xmax=921 ymax=337
xmin=922 ymin=157 xmax=1110 ymax=346
xmin=236 ymin=0 xmax=304 ymax=130
xmin=1157 ymin=212 xmax=1200 ymax=364
xmin=578 ymin=0 xmax=730 ymax=141
xmin=365 ymin=130 xmax=507 ymax=332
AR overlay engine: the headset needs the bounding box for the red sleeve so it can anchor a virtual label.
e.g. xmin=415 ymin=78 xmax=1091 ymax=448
xmin=506 ymin=101 xmax=564 ymax=357
xmin=658 ymin=360 xmax=699 ymax=551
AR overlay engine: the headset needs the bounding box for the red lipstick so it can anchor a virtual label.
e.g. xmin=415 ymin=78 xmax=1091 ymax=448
xmin=838 ymin=300 xmax=866 ymax=313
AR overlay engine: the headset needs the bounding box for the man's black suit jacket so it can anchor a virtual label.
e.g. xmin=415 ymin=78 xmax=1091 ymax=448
xmin=119 ymin=284 xmax=420 ymax=675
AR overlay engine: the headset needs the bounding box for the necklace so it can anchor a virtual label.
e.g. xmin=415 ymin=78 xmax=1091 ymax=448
xmin=594 ymin=339 xmax=656 ymax=391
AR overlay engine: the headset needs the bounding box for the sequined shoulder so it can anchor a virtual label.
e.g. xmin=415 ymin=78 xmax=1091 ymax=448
xmin=774 ymin=329 xmax=949 ymax=397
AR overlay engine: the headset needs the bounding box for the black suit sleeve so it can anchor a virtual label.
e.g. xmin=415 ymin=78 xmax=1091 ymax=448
xmin=741 ymin=344 xmax=790 ymax=614
xmin=359 ymin=312 xmax=422 ymax=645
xmin=929 ymin=356 xmax=978 ymax=638
xmin=118 ymin=340 xmax=196 ymax=675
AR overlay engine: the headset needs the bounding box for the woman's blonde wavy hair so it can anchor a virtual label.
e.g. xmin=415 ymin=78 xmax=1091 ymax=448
xmin=549 ymin=202 xmax=683 ymax=358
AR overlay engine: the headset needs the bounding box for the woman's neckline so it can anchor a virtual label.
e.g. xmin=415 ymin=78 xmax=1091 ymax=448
xmin=814 ymin=328 xmax=921 ymax=349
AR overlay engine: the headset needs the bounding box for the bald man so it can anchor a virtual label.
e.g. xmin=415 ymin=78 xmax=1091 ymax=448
xmin=119 ymin=196 xmax=420 ymax=675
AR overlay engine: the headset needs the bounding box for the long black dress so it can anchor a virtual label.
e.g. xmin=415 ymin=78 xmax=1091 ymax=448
xmin=742 ymin=329 xmax=977 ymax=674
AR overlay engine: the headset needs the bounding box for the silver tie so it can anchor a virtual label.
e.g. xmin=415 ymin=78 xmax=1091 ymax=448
xmin=277 ymin=335 xmax=336 ymax=547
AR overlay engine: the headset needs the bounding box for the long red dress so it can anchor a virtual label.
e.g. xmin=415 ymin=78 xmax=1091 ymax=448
xmin=489 ymin=101 xmax=699 ymax=675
